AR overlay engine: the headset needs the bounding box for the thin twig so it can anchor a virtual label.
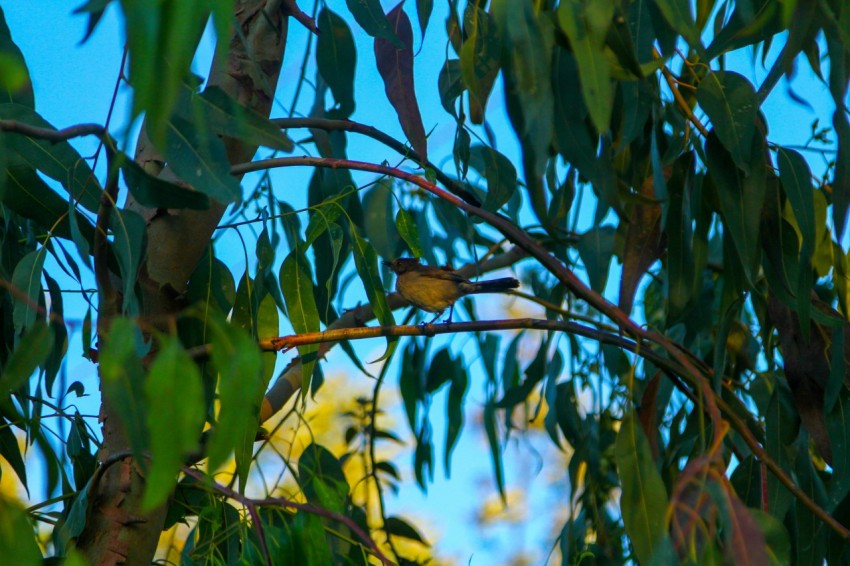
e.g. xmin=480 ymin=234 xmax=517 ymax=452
xmin=181 ymin=467 xmax=393 ymax=565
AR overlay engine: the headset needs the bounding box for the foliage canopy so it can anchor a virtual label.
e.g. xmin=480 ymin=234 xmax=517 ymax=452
xmin=1 ymin=0 xmax=850 ymax=564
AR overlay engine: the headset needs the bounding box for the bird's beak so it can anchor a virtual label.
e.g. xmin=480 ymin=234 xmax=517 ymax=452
xmin=382 ymin=260 xmax=392 ymax=267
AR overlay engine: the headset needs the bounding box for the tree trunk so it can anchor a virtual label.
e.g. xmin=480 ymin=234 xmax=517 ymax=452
xmin=77 ymin=2 xmax=290 ymax=562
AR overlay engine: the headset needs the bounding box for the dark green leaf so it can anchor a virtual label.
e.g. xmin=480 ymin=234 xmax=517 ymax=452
xmin=468 ymin=145 xmax=517 ymax=212
xmin=110 ymin=208 xmax=146 ymax=314
xmin=2 ymin=320 xmax=52 ymax=394
xmin=395 ymin=207 xmax=424 ymax=257
xmin=0 ymin=496 xmax=41 ymax=564
xmin=558 ymin=0 xmax=613 ymax=133
xmin=460 ymin=6 xmax=500 ymax=124
xmin=827 ymin=389 xmax=850 ymax=508
xmin=446 ymin=366 xmax=467 ymax=475
xmin=438 ymin=59 xmax=464 ymax=117
xmin=317 ymin=9 xmax=357 ymax=119
xmin=385 ymin=516 xmax=428 ymax=544
xmin=121 ymin=156 xmax=210 ymax=210
xmin=0 ymin=420 xmax=27 ymax=492
xmin=11 ymin=248 xmax=46 ymax=334
xmin=299 ymin=443 xmax=349 ymax=514
xmin=577 ymin=225 xmax=615 ymax=292
xmin=197 ymin=86 xmax=293 ymax=152
xmin=0 ymin=103 xmax=101 ymax=212
xmin=162 ymin=113 xmax=241 ymax=203
xmin=483 ymin=401 xmax=505 ymax=502
xmin=346 ymin=0 xmax=402 ymax=47
xmin=749 ymin=510 xmax=792 ymax=566
xmin=142 ymin=335 xmax=205 ymax=510
xmin=99 ymin=318 xmax=149 ymax=458
xmin=415 ymin=0 xmax=433 ymax=42
xmin=651 ymin=0 xmax=702 ymax=50
xmin=350 ymin=224 xmax=395 ymax=360
xmin=615 ymin=411 xmax=669 ymax=563
xmin=697 ymin=71 xmax=758 ymax=173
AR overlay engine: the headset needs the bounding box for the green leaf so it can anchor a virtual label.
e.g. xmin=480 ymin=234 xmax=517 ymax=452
xmin=123 ymin=0 xmax=209 ymax=144
xmin=0 ymin=496 xmax=41 ymax=565
xmin=2 ymin=320 xmax=52 ymax=394
xmin=299 ymin=443 xmax=349 ymax=514
xmin=121 ymin=155 xmax=211 ymax=210
xmin=415 ymin=0 xmax=433 ymax=42
xmin=706 ymin=477 xmax=769 ymax=565
xmin=142 ymin=335 xmax=205 ymax=510
xmin=651 ymin=0 xmax=702 ymax=50
xmin=207 ymin=317 xmax=265 ymax=492
xmin=317 ymin=9 xmax=357 ymax=119
xmin=3 ymin=165 xmax=95 ymax=243
xmin=0 ymin=420 xmax=27 ymax=492
xmin=110 ymin=208 xmax=146 ymax=314
xmin=280 ymin=247 xmax=321 ymax=394
xmin=577 ymin=225 xmax=615 ymax=292
xmin=558 ymin=0 xmax=613 ymax=133
xmin=827 ymin=389 xmax=850 ymax=508
xmin=445 ymin=360 xmax=468 ymax=476
xmin=395 ymin=207 xmax=424 ymax=258
xmin=162 ymin=113 xmax=241 ymax=203
xmin=197 ymin=86 xmax=293 ymax=152
xmin=0 ymin=103 xmax=101 ymax=212
xmin=350 ymin=224 xmax=396 ymax=359
xmin=468 ymin=145 xmax=517 ymax=213
xmin=438 ymin=59 xmax=464 ymax=117
xmin=749 ymin=510 xmax=792 ymax=566
xmin=99 ymin=318 xmax=149 ymax=457
xmin=362 ymin=182 xmax=399 ymax=260
xmin=697 ymin=71 xmax=758 ymax=173
xmin=615 ymin=411 xmax=669 ymax=564
xmin=483 ymin=401 xmax=505 ymax=502
xmin=345 ymin=0 xmax=402 ymax=48
xmin=777 ymin=146 xmax=815 ymax=330
xmin=385 ymin=516 xmax=428 ymax=544
xmin=11 ymin=248 xmax=46 ymax=334
xmin=0 ymin=10 xmax=33 ymax=108
xmin=460 ymin=6 xmax=500 ymax=124
xmin=705 ymin=133 xmax=766 ymax=284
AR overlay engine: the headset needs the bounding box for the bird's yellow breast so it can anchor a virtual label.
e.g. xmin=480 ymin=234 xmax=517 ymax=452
xmin=395 ymin=271 xmax=462 ymax=312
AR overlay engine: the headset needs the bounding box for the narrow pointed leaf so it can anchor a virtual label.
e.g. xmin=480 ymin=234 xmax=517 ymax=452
xmin=317 ymin=9 xmax=357 ymax=119
xmin=697 ymin=71 xmax=758 ymax=172
xmin=280 ymin=247 xmax=321 ymax=394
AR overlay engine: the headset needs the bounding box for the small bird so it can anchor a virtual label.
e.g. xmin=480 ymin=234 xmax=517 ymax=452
xmin=383 ymin=258 xmax=520 ymax=322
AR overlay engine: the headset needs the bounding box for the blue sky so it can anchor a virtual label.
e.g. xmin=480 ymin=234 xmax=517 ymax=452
xmin=4 ymin=1 xmax=845 ymax=563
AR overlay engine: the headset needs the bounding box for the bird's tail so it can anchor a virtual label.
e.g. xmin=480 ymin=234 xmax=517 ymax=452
xmin=461 ymin=277 xmax=520 ymax=294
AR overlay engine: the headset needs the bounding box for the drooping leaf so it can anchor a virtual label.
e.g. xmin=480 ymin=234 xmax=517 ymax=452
xmin=558 ymin=0 xmax=614 ymax=133
xmin=162 ymin=113 xmax=241 ymax=203
xmin=468 ymin=144 xmax=517 ymax=213
xmin=99 ymin=318 xmax=149 ymax=458
xmin=615 ymin=411 xmax=669 ymax=564
xmin=375 ymin=2 xmax=428 ymax=161
xmin=10 ymin=248 xmax=46 ymax=334
xmin=438 ymin=59 xmax=464 ymax=118
xmin=2 ymin=320 xmax=52 ymax=396
xmin=142 ymin=335 xmax=205 ymax=510
xmin=0 ymin=103 xmax=101 ymax=212
xmin=196 ymin=86 xmax=293 ymax=152
xmin=395 ymin=207 xmax=424 ymax=258
xmin=385 ymin=516 xmax=428 ymax=544
xmin=121 ymin=156 xmax=210 ymax=210
xmin=697 ymin=71 xmax=758 ymax=173
xmin=110 ymin=208 xmax=146 ymax=314
xmin=206 ymin=317 xmax=265 ymax=492
xmin=651 ymin=0 xmax=702 ymax=51
xmin=317 ymin=9 xmax=357 ymax=119
xmin=445 ymin=360 xmax=468 ymax=476
xmin=299 ymin=443 xmax=349 ymax=514
xmin=483 ymin=401 xmax=505 ymax=502
xmin=350 ymin=224 xmax=395 ymax=359
xmin=0 ymin=496 xmax=41 ymax=565
xmin=460 ymin=6 xmax=500 ymax=124
xmin=415 ymin=0 xmax=433 ymax=43
xmin=280 ymin=247 xmax=321 ymax=394
xmin=707 ymin=475 xmax=770 ymax=566
xmin=346 ymin=0 xmax=402 ymax=47
xmin=0 ymin=418 xmax=27 ymax=491
xmin=0 ymin=9 xmax=33 ymax=107
xmin=577 ymin=225 xmax=615 ymax=292
xmin=705 ymin=132 xmax=766 ymax=284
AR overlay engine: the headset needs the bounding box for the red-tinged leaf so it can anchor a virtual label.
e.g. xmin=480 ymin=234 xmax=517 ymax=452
xmin=636 ymin=372 xmax=662 ymax=460
xmin=375 ymin=3 xmax=428 ymax=161
xmin=615 ymin=411 xmax=668 ymax=564
xmin=619 ymin=175 xmax=663 ymax=315
xmin=706 ymin=476 xmax=770 ymax=566
xmin=669 ymin=455 xmax=717 ymax=562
